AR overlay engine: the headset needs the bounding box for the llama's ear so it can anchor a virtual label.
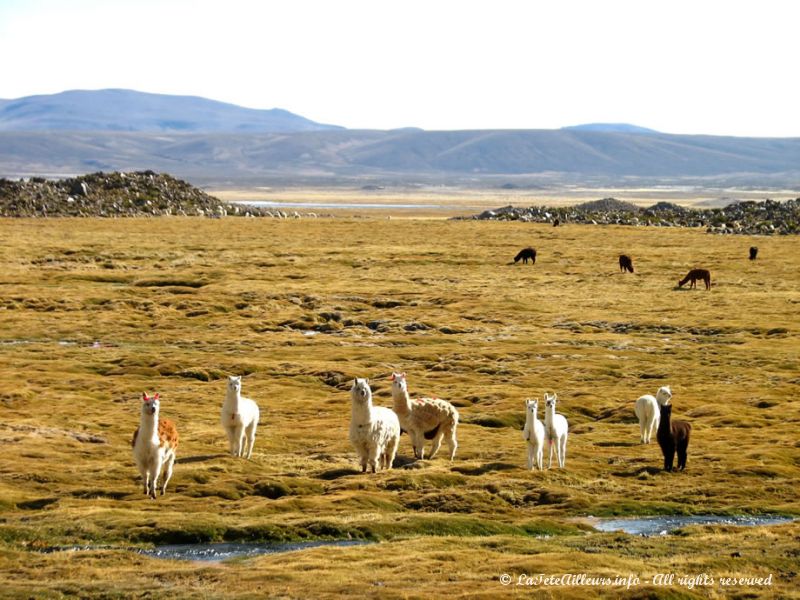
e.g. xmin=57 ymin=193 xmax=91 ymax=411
xmin=390 ymin=373 xmax=396 ymax=381
xmin=153 ymin=393 xmax=160 ymax=400
xmin=142 ymin=392 xmax=149 ymax=402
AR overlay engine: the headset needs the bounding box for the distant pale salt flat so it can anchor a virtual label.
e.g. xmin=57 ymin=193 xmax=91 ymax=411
xmin=236 ymin=200 xmax=445 ymax=210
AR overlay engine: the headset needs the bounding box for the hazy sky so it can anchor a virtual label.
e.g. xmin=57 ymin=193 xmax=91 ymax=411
xmin=1 ymin=0 xmax=798 ymax=136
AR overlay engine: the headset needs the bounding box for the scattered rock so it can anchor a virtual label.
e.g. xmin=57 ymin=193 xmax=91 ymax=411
xmin=457 ymin=197 xmax=800 ymax=235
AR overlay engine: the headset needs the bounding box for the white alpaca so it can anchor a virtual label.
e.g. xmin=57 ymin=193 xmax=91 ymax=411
xmin=634 ymin=385 xmax=672 ymax=444
xmin=132 ymin=392 xmax=179 ymax=499
xmin=522 ymin=398 xmax=545 ymax=470
xmin=543 ymin=392 xmax=568 ymax=469
xmin=349 ymin=378 xmax=400 ymax=473
xmin=390 ymin=372 xmax=459 ymax=460
xmin=221 ymin=376 xmax=260 ymax=459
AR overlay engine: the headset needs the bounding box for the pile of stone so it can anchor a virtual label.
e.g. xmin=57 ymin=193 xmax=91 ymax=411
xmin=0 ymin=171 xmax=323 ymax=218
xmin=458 ymin=197 xmax=800 ymax=235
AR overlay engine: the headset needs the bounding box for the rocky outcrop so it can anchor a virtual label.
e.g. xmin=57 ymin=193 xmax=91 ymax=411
xmin=458 ymin=198 xmax=800 ymax=235
xmin=0 ymin=171 xmax=324 ymax=218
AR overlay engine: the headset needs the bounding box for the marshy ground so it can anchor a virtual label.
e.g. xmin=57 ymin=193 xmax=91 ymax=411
xmin=0 ymin=216 xmax=798 ymax=598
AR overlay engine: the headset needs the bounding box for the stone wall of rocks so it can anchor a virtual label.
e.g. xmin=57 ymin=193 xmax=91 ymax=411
xmin=457 ymin=198 xmax=800 ymax=235
xmin=0 ymin=171 xmax=324 ymax=219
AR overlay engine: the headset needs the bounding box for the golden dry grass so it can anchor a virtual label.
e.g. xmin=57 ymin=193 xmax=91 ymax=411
xmin=0 ymin=216 xmax=798 ymax=599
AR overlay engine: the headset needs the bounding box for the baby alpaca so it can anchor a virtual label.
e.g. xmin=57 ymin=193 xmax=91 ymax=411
xmin=634 ymin=385 xmax=672 ymax=444
xmin=221 ymin=376 xmax=260 ymax=459
xmin=544 ymin=392 xmax=568 ymax=468
xmin=657 ymin=402 xmax=692 ymax=472
xmin=132 ymin=392 xmax=179 ymax=499
xmin=522 ymin=398 xmax=545 ymax=470
xmin=390 ymin=372 xmax=459 ymax=460
xmin=350 ymin=378 xmax=400 ymax=473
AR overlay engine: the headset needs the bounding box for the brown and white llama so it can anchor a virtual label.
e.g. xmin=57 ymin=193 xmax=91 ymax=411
xmin=678 ymin=268 xmax=711 ymax=290
xmin=390 ymin=372 xmax=459 ymax=460
xmin=132 ymin=392 xmax=179 ymax=499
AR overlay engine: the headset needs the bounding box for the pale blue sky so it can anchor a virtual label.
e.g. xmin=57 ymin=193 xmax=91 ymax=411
xmin=1 ymin=0 xmax=798 ymax=136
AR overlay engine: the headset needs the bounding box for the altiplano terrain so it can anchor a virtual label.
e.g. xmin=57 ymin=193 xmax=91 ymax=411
xmin=0 ymin=216 xmax=797 ymax=599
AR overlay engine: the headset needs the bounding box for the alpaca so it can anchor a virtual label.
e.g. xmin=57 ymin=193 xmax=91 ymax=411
xmin=522 ymin=398 xmax=545 ymax=470
xmin=350 ymin=378 xmax=400 ymax=473
xmin=657 ymin=402 xmax=691 ymax=472
xmin=678 ymin=268 xmax=711 ymax=290
xmin=749 ymin=246 xmax=758 ymax=260
xmin=514 ymin=247 xmax=537 ymax=264
xmin=132 ymin=392 xmax=179 ymax=499
xmin=390 ymin=372 xmax=459 ymax=460
xmin=634 ymin=386 xmax=671 ymax=444
xmin=619 ymin=254 xmax=634 ymax=273
xmin=543 ymin=392 xmax=568 ymax=468
xmin=221 ymin=376 xmax=260 ymax=459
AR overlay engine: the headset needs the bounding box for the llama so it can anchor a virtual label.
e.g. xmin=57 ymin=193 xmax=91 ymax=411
xmin=543 ymin=392 xmax=568 ymax=468
xmin=634 ymin=386 xmax=671 ymax=444
xmin=350 ymin=378 xmax=400 ymax=473
xmin=221 ymin=376 xmax=260 ymax=459
xmin=390 ymin=372 xmax=459 ymax=460
xmin=132 ymin=392 xmax=179 ymax=499
xmin=619 ymin=254 xmax=634 ymax=273
xmin=678 ymin=268 xmax=711 ymax=290
xmin=657 ymin=402 xmax=691 ymax=472
xmin=749 ymin=246 xmax=758 ymax=260
xmin=522 ymin=398 xmax=545 ymax=470
xmin=514 ymin=247 xmax=537 ymax=264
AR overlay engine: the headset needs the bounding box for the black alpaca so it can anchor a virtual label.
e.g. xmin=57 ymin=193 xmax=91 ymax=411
xmin=749 ymin=246 xmax=758 ymax=260
xmin=657 ymin=403 xmax=691 ymax=472
xmin=619 ymin=254 xmax=634 ymax=273
xmin=514 ymin=247 xmax=536 ymax=264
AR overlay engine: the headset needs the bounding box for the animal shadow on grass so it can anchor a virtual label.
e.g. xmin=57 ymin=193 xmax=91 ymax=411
xmin=612 ymin=466 xmax=662 ymax=478
xmin=176 ymin=454 xmax=227 ymax=465
xmin=317 ymin=467 xmax=362 ymax=480
xmin=595 ymin=440 xmax=639 ymax=448
xmin=451 ymin=462 xmax=518 ymax=476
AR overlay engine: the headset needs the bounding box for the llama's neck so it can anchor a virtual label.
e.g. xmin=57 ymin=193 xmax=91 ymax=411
xmin=544 ymin=405 xmax=555 ymax=425
xmin=352 ymin=395 xmax=374 ymax=423
xmin=658 ymin=408 xmax=671 ymax=434
xmin=526 ymin=408 xmax=539 ymax=429
xmin=392 ymin=386 xmax=413 ymax=414
xmin=139 ymin=409 xmax=159 ymax=442
xmin=224 ymin=389 xmax=242 ymax=413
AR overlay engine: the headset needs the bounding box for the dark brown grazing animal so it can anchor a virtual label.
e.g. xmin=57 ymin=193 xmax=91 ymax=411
xmin=749 ymin=246 xmax=758 ymax=260
xmin=657 ymin=403 xmax=691 ymax=472
xmin=553 ymin=218 xmax=560 ymax=227
xmin=619 ymin=254 xmax=634 ymax=273
xmin=678 ymin=268 xmax=711 ymax=290
xmin=514 ymin=247 xmax=536 ymax=264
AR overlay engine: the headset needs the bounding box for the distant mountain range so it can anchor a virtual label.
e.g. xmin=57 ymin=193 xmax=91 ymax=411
xmin=0 ymin=89 xmax=340 ymax=133
xmin=1 ymin=90 xmax=799 ymax=188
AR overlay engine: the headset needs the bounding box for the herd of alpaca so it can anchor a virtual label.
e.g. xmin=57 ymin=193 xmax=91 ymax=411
xmin=132 ymin=375 xmax=692 ymax=497
xmin=512 ymin=246 xmax=768 ymax=293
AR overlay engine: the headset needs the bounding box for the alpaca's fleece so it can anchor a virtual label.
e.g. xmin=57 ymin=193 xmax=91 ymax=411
xmin=132 ymin=392 xmax=178 ymax=499
xmin=221 ymin=376 xmax=260 ymax=459
xmin=390 ymin=372 xmax=459 ymax=460
xmin=634 ymin=394 xmax=660 ymax=444
xmin=349 ymin=378 xmax=400 ymax=473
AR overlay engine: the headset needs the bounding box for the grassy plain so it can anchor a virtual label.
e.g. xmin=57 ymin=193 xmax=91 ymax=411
xmin=0 ymin=215 xmax=798 ymax=599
